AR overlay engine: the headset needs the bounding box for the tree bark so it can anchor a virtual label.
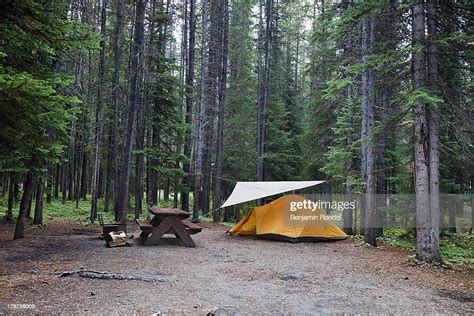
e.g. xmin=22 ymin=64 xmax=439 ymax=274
xmin=91 ymin=0 xmax=107 ymax=223
xmin=193 ymin=0 xmax=208 ymax=221
xmin=342 ymin=0 xmax=354 ymax=235
xmin=361 ymin=15 xmax=377 ymax=246
xmin=212 ymin=0 xmax=229 ymax=222
xmin=256 ymin=0 xmax=269 ymax=189
xmin=145 ymin=0 xmax=158 ymax=209
xmin=80 ymin=147 xmax=88 ymax=201
xmin=181 ymin=0 xmax=196 ymax=213
xmin=375 ymin=86 xmax=390 ymax=236
xmin=67 ymin=123 xmax=76 ymax=201
xmin=201 ymin=0 xmax=223 ymax=216
xmin=75 ymin=134 xmax=84 ymax=208
xmin=14 ymin=169 xmax=36 ymax=239
xmin=256 ymin=0 xmax=264 ymax=179
xmin=117 ymin=0 xmax=146 ymax=224
xmin=255 ymin=0 xmax=273 ymax=206
xmin=375 ymin=1 xmax=396 ymax=237
xmin=134 ymin=62 xmax=146 ymax=218
xmin=26 ymin=179 xmax=34 ymax=220
xmin=111 ymin=0 xmax=123 ymax=217
xmin=33 ymin=176 xmax=45 ymax=225
xmin=134 ymin=110 xmax=145 ymax=219
xmin=413 ymin=0 xmax=441 ymax=263
xmin=343 ymin=87 xmax=354 ymax=234
xmin=427 ymin=0 xmax=442 ymax=249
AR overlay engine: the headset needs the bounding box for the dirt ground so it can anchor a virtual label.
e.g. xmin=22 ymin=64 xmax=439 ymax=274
xmin=0 ymin=221 xmax=472 ymax=315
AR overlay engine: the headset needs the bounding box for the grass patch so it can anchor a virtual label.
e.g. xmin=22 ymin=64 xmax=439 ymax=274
xmin=380 ymin=228 xmax=474 ymax=268
xmin=1 ymin=195 xmax=165 ymax=226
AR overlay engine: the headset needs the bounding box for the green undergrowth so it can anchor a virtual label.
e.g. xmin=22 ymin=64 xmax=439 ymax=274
xmin=379 ymin=228 xmax=473 ymax=268
xmin=0 ymin=194 xmax=181 ymax=226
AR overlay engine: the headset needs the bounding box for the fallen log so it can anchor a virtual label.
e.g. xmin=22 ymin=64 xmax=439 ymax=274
xmin=57 ymin=269 xmax=164 ymax=284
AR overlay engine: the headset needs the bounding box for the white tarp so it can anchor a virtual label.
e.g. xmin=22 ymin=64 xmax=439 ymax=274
xmin=220 ymin=181 xmax=325 ymax=208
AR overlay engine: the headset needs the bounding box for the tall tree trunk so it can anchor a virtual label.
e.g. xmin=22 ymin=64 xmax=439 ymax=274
xmin=413 ymin=0 xmax=441 ymax=263
xmin=193 ymin=0 xmax=208 ymax=221
xmin=202 ymin=132 xmax=214 ymax=216
xmin=135 ymin=0 xmax=158 ymax=219
xmin=14 ymin=168 xmax=36 ymax=239
xmin=375 ymin=1 xmax=396 ymax=237
xmin=255 ymin=0 xmax=273 ymax=205
xmin=26 ymin=184 xmax=33 ymax=220
xmin=104 ymin=130 xmax=113 ymax=212
xmin=111 ymin=0 xmax=123 ymax=217
xmin=134 ymin=112 xmax=145 ymax=219
xmin=427 ymin=0 xmax=442 ymax=250
xmin=163 ymin=179 xmax=170 ymax=203
xmin=212 ymin=0 xmax=229 ymax=222
xmin=202 ymin=0 xmax=222 ymax=216
xmin=117 ymin=0 xmax=146 ymax=224
xmin=309 ymin=0 xmax=318 ymax=100
xmin=80 ymin=148 xmax=88 ymax=201
xmin=359 ymin=26 xmax=367 ymax=235
xmin=343 ymin=90 xmax=354 ymax=235
xmin=134 ymin=73 xmax=146 ymax=218
xmin=33 ymin=176 xmax=45 ymax=225
xmin=91 ymin=0 xmax=107 ymax=223
xmin=73 ymin=135 xmax=81 ymax=204
xmin=144 ymin=0 xmax=158 ymax=209
xmin=361 ymin=15 xmax=377 ymax=246
xmin=255 ymin=0 xmax=265 ymax=190
xmin=342 ymin=0 xmax=354 ymax=235
xmin=375 ymin=86 xmax=390 ymax=236
xmin=67 ymin=123 xmax=76 ymax=201
xmin=260 ymin=0 xmax=273 ymax=181
xmin=75 ymin=136 xmax=84 ymax=208
xmin=181 ymin=0 xmax=196 ymax=213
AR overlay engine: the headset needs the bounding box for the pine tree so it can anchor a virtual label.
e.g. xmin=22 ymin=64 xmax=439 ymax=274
xmin=0 ymin=0 xmax=95 ymax=239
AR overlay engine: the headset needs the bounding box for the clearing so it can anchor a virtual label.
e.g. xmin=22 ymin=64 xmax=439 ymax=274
xmin=0 ymin=221 xmax=472 ymax=314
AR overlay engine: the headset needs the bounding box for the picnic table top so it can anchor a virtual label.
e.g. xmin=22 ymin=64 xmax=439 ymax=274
xmin=148 ymin=207 xmax=190 ymax=218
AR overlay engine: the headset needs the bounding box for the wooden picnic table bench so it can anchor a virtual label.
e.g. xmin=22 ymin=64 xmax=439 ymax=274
xmin=136 ymin=207 xmax=201 ymax=247
xmin=182 ymin=220 xmax=202 ymax=235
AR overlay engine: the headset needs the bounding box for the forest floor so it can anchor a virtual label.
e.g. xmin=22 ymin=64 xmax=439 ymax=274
xmin=0 ymin=220 xmax=472 ymax=315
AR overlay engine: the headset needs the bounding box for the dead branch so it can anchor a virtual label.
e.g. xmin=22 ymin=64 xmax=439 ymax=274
xmin=57 ymin=269 xmax=164 ymax=284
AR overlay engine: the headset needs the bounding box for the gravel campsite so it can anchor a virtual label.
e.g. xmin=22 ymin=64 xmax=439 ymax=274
xmin=0 ymin=221 xmax=472 ymax=314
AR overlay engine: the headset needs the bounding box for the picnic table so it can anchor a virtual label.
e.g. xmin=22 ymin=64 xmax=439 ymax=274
xmin=136 ymin=207 xmax=202 ymax=247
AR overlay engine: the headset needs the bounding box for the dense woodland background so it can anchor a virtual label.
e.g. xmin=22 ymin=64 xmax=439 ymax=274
xmin=0 ymin=0 xmax=472 ymax=263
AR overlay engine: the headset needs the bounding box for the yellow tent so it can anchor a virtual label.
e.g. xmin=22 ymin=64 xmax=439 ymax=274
xmin=228 ymin=194 xmax=348 ymax=242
